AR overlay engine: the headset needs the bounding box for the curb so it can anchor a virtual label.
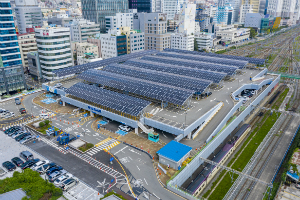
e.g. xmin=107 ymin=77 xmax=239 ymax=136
xmin=0 ymin=89 xmax=43 ymax=103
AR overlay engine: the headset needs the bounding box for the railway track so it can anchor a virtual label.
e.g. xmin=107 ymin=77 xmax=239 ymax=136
xmin=224 ymin=114 xmax=294 ymax=200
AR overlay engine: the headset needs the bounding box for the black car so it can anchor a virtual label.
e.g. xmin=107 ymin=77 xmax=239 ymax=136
xmin=46 ymin=166 xmax=63 ymax=176
xmin=11 ymin=157 xmax=24 ymax=167
xmin=19 ymin=108 xmax=26 ymax=114
xmin=8 ymin=129 xmax=23 ymax=136
xmin=15 ymin=133 xmax=31 ymax=141
xmin=20 ymin=159 xmax=40 ymax=170
xmin=2 ymin=161 xmax=16 ymax=171
xmin=5 ymin=126 xmax=21 ymax=134
xmin=36 ymin=163 xmax=56 ymax=174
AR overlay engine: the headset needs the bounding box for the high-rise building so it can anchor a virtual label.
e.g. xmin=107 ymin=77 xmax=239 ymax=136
xmin=239 ymin=4 xmax=254 ymax=24
xmin=27 ymin=51 xmax=41 ymax=81
xmin=241 ymin=0 xmax=260 ymax=13
xmin=177 ymin=4 xmax=196 ymax=35
xmin=152 ymin=0 xmax=187 ymax=20
xmin=100 ymin=29 xmax=127 ymax=59
xmin=129 ymin=0 xmax=151 ymax=12
xmin=213 ymin=4 xmax=234 ymax=25
xmin=267 ymin=0 xmax=298 ymax=23
xmin=48 ymin=14 xmax=74 ymax=27
xmin=119 ymin=27 xmax=145 ymax=54
xmin=35 ymin=27 xmax=73 ymax=80
xmin=195 ymin=4 xmax=210 ymax=31
xmin=14 ymin=0 xmax=43 ymax=34
xmin=81 ymin=0 xmax=128 ymax=32
xmin=0 ymin=0 xmax=26 ymax=95
xmin=65 ymin=18 xmax=100 ymax=42
xmin=170 ymin=32 xmax=194 ymax=51
xmin=17 ymin=33 xmax=37 ymax=71
xmin=105 ymin=11 xmax=136 ymax=32
xmin=223 ymin=0 xmax=241 ymax=22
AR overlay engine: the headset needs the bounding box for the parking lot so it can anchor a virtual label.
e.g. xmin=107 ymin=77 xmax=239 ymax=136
xmin=0 ymin=99 xmax=26 ymax=120
xmin=0 ymin=128 xmax=103 ymax=200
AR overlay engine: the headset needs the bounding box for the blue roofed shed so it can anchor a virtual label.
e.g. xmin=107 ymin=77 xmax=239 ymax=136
xmin=157 ymin=140 xmax=192 ymax=169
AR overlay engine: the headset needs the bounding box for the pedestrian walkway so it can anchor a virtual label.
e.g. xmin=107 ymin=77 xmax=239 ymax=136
xmin=86 ymin=138 xmax=120 ymax=156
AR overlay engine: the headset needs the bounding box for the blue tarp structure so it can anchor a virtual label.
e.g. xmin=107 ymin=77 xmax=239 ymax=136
xmin=157 ymin=140 xmax=192 ymax=162
xmin=287 ymin=171 xmax=299 ymax=182
xmin=116 ymin=130 xmax=128 ymax=136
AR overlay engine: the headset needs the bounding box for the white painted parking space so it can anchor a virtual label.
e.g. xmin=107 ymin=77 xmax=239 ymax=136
xmin=64 ymin=182 xmax=103 ymax=200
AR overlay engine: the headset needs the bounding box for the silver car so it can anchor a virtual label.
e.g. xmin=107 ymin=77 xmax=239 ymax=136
xmin=12 ymin=131 xmax=25 ymax=139
xmin=61 ymin=178 xmax=78 ymax=191
xmin=20 ymin=135 xmax=32 ymax=144
xmin=31 ymin=160 xmax=50 ymax=171
xmin=48 ymin=170 xmax=67 ymax=182
xmin=54 ymin=173 xmax=73 ymax=187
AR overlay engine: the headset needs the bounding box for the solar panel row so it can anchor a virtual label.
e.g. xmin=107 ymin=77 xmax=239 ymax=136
xmin=103 ymin=64 xmax=212 ymax=93
xmin=164 ymin=48 xmax=265 ymax=65
xmin=65 ymin=82 xmax=151 ymax=116
xmin=53 ymin=50 xmax=158 ymax=77
xmin=140 ymin=56 xmax=238 ymax=75
xmin=157 ymin=52 xmax=247 ymax=69
xmin=77 ymin=69 xmax=194 ymax=105
xmin=125 ymin=59 xmax=226 ymax=83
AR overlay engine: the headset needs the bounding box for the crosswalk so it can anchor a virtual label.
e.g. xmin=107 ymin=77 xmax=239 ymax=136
xmin=87 ymin=138 xmax=120 ymax=156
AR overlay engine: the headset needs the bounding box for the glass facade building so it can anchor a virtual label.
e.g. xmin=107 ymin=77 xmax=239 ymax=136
xmin=0 ymin=0 xmax=26 ymax=95
xmin=129 ymin=0 xmax=151 ymax=13
xmin=81 ymin=0 xmax=129 ymax=32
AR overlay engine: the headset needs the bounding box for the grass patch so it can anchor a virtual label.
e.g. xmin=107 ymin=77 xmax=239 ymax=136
xmin=37 ymin=124 xmax=60 ymax=135
xmin=0 ymin=169 xmax=62 ymax=200
xmin=100 ymin=190 xmax=127 ymax=200
xmin=272 ymin=88 xmax=289 ymax=110
xmin=207 ymin=112 xmax=281 ymax=200
xmin=78 ymin=143 xmax=94 ymax=152
xmin=215 ymin=49 xmax=227 ymax=54
xmin=267 ymin=54 xmax=277 ymax=66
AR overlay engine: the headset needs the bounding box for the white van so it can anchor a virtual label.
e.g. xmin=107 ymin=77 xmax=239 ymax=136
xmin=39 ymin=113 xmax=49 ymax=119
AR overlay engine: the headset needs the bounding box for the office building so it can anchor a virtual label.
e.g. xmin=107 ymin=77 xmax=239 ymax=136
xmin=239 ymin=4 xmax=254 ymax=24
xmin=156 ymin=0 xmax=188 ymax=20
xmin=48 ymin=14 xmax=74 ymax=27
xmin=129 ymin=0 xmax=151 ymax=12
xmin=77 ymin=53 xmax=102 ymax=65
xmin=0 ymin=0 xmax=26 ymax=95
xmin=81 ymin=0 xmax=128 ymax=32
xmin=105 ymin=12 xmax=135 ymax=32
xmin=196 ymin=4 xmax=210 ymax=31
xmin=244 ymin=13 xmax=264 ymax=30
xmin=267 ymin=0 xmax=298 ymax=24
xmin=120 ymin=27 xmax=145 ymax=54
xmin=17 ymin=33 xmax=37 ymax=71
xmin=100 ymin=29 xmax=127 ymax=59
xmin=241 ymin=0 xmax=260 ymax=13
xmin=87 ymin=34 xmax=101 ymax=58
xmin=170 ymin=32 xmax=194 ymax=51
xmin=66 ymin=18 xmax=100 ymax=42
xmin=194 ymin=32 xmax=214 ymax=51
xmin=14 ymin=0 xmax=43 ymax=34
xmin=73 ymin=42 xmax=99 ymax=58
xmin=35 ymin=27 xmax=73 ymax=80
xmin=215 ymin=25 xmax=250 ymax=44
xmin=27 ymin=51 xmax=41 ymax=81
xmin=213 ymin=4 xmax=234 ymax=25
xmin=223 ymin=0 xmax=241 ymax=22
xmin=177 ymin=4 xmax=196 ymax=35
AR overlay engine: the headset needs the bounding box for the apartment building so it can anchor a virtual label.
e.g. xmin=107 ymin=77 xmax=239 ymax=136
xmin=239 ymin=4 xmax=254 ymax=24
xmin=105 ymin=11 xmax=136 ymax=32
xmin=119 ymin=27 xmax=145 ymax=54
xmin=17 ymin=33 xmax=37 ymax=71
xmin=87 ymin=34 xmax=101 ymax=58
xmin=100 ymin=29 xmax=127 ymax=59
xmin=170 ymin=32 xmax=194 ymax=51
xmin=35 ymin=27 xmax=73 ymax=80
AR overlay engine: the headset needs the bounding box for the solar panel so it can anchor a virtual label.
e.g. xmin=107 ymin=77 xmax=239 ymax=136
xmin=53 ymin=50 xmax=158 ymax=77
xmin=157 ymin=52 xmax=247 ymax=69
xmin=140 ymin=56 xmax=238 ymax=76
xmin=65 ymin=82 xmax=151 ymax=116
xmin=163 ymin=48 xmax=265 ymax=65
xmin=103 ymin=64 xmax=212 ymax=93
xmin=125 ymin=59 xmax=226 ymax=83
xmin=77 ymin=69 xmax=194 ymax=105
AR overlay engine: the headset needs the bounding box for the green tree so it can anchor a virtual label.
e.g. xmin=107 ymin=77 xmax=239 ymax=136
xmin=267 ymin=29 xmax=270 ymax=34
xmin=44 ymin=120 xmax=50 ymax=125
xmin=249 ymin=27 xmax=257 ymax=39
xmin=39 ymin=122 xmax=45 ymax=127
xmin=194 ymin=38 xmax=198 ymax=51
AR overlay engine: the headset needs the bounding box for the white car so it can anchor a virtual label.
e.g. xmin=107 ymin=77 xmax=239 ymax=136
xmin=61 ymin=178 xmax=79 ymax=191
xmin=54 ymin=83 xmax=62 ymax=88
xmin=119 ymin=125 xmax=131 ymax=132
xmin=54 ymin=173 xmax=73 ymax=187
xmin=31 ymin=160 xmax=50 ymax=171
xmin=5 ymin=112 xmax=15 ymax=118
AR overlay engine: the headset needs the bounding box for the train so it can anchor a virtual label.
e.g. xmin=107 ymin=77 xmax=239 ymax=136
xmin=186 ymin=124 xmax=251 ymax=196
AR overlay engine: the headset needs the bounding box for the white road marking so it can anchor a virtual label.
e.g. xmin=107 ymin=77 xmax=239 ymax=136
xmin=137 ymin=166 xmax=140 ymax=171
xmin=153 ymin=193 xmax=160 ymax=199
xmin=196 ymin=108 xmax=202 ymax=113
xmin=114 ymin=146 xmax=128 ymax=155
xmin=226 ymin=100 xmax=229 ymax=104
xmin=144 ymin=178 xmax=148 ymax=185
xmin=163 ymin=134 xmax=167 ymax=138
xmin=129 ymin=149 xmax=141 ymax=155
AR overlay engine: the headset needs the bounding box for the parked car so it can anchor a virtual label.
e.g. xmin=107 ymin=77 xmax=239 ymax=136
xmin=20 ymin=159 xmax=40 ymax=170
xmin=46 ymin=166 xmax=63 ymax=176
xmin=19 ymin=108 xmax=26 ymax=114
xmin=119 ymin=125 xmax=131 ymax=132
xmin=19 ymin=151 xmax=34 ymax=161
xmin=15 ymin=98 xmax=21 ymax=105
xmin=15 ymin=133 xmax=31 ymax=142
xmin=2 ymin=161 xmax=16 ymax=171
xmin=54 ymin=173 xmax=73 ymax=187
xmin=20 ymin=135 xmax=33 ymax=144
xmin=60 ymin=178 xmax=78 ymax=191
xmin=11 ymin=157 xmax=24 ymax=167
xmin=5 ymin=126 xmax=21 ymax=135
xmin=36 ymin=163 xmax=56 ymax=174
xmin=11 ymin=131 xmax=25 ymax=139
xmin=5 ymin=112 xmax=15 ymax=118
xmin=31 ymin=160 xmax=50 ymax=171
xmin=296 ymin=182 xmax=300 ymax=189
xmin=48 ymin=170 xmax=67 ymax=182
xmin=8 ymin=129 xmax=23 ymax=137
xmin=54 ymin=83 xmax=62 ymax=88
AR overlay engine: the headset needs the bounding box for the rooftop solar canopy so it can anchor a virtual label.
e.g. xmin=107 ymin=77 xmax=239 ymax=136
xmin=140 ymin=56 xmax=238 ymax=76
xmin=164 ymin=48 xmax=265 ymax=65
xmin=53 ymin=50 xmax=158 ymax=77
xmin=125 ymin=59 xmax=226 ymax=83
xmin=103 ymin=64 xmax=212 ymax=93
xmin=66 ymin=82 xmax=151 ymax=116
xmin=78 ymin=69 xmax=194 ymax=105
xmin=157 ymin=51 xmax=248 ymax=69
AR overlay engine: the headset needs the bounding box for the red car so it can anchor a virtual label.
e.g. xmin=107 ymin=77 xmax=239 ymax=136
xmin=20 ymin=108 xmax=26 ymax=114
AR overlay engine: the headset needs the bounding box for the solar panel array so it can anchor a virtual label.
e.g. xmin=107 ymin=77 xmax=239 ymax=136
xmin=53 ymin=50 xmax=158 ymax=77
xmin=103 ymin=64 xmax=212 ymax=93
xmin=140 ymin=56 xmax=238 ymax=76
xmin=125 ymin=59 xmax=226 ymax=83
xmin=66 ymin=82 xmax=150 ymax=116
xmin=157 ymin=52 xmax=248 ymax=69
xmin=164 ymin=48 xmax=265 ymax=65
xmin=78 ymin=69 xmax=194 ymax=105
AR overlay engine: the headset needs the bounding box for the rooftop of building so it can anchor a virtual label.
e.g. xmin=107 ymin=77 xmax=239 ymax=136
xmin=157 ymin=140 xmax=192 ymax=162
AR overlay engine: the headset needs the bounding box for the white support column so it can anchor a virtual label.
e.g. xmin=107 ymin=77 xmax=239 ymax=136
xmin=187 ymin=132 xmax=192 ymax=139
xmin=135 ymin=127 xmax=138 ymax=135
xmin=63 ymin=101 xmax=65 ymax=106
xmin=90 ymin=111 xmax=94 ymax=117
